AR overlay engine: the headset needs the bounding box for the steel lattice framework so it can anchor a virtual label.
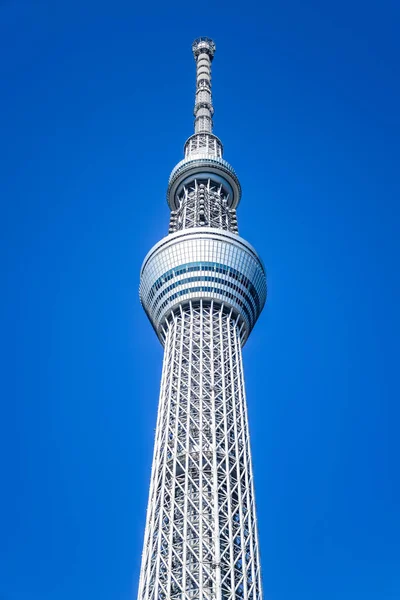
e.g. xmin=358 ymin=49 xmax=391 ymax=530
xmin=139 ymin=38 xmax=267 ymax=600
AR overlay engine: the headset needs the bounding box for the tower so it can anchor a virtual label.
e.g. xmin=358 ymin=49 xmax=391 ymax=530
xmin=138 ymin=38 xmax=267 ymax=600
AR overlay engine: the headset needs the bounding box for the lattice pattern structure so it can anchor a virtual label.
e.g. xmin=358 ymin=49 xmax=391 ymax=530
xmin=138 ymin=301 xmax=262 ymax=600
xmin=139 ymin=37 xmax=266 ymax=600
xmin=169 ymin=180 xmax=238 ymax=234
xmin=184 ymin=134 xmax=223 ymax=161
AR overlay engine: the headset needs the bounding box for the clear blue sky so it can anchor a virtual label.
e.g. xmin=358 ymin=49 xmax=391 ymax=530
xmin=1 ymin=1 xmax=399 ymax=599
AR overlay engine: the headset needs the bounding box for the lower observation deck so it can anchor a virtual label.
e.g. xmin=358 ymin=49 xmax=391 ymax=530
xmin=140 ymin=228 xmax=266 ymax=344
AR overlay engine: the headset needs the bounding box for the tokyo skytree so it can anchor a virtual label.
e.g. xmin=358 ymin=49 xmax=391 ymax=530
xmin=138 ymin=38 xmax=267 ymax=600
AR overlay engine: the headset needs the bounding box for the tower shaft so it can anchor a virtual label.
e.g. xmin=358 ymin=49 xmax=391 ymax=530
xmin=139 ymin=38 xmax=266 ymax=600
xmin=138 ymin=302 xmax=262 ymax=600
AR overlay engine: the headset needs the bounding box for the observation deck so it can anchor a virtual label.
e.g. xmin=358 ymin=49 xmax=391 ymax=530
xmin=140 ymin=228 xmax=266 ymax=345
xmin=167 ymin=156 xmax=242 ymax=210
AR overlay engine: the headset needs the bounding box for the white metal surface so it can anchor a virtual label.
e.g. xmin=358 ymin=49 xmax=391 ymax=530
xmin=138 ymin=38 xmax=266 ymax=600
xmin=140 ymin=228 xmax=266 ymax=343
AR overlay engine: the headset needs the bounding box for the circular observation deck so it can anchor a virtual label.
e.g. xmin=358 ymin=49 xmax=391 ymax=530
xmin=167 ymin=157 xmax=242 ymax=210
xmin=140 ymin=228 xmax=266 ymax=345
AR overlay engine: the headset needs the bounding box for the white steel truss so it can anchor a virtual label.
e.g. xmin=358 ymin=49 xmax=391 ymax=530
xmin=139 ymin=37 xmax=266 ymax=600
xmin=138 ymin=301 xmax=262 ymax=600
xmin=169 ymin=179 xmax=238 ymax=235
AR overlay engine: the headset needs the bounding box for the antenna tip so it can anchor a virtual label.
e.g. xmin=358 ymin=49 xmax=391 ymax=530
xmin=192 ymin=37 xmax=216 ymax=61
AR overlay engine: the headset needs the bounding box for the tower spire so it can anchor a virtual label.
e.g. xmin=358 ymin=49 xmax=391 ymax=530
xmin=192 ymin=37 xmax=216 ymax=134
xmin=182 ymin=38 xmax=223 ymax=162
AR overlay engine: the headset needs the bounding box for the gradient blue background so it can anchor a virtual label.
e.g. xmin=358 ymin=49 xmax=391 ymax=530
xmin=1 ymin=1 xmax=399 ymax=599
